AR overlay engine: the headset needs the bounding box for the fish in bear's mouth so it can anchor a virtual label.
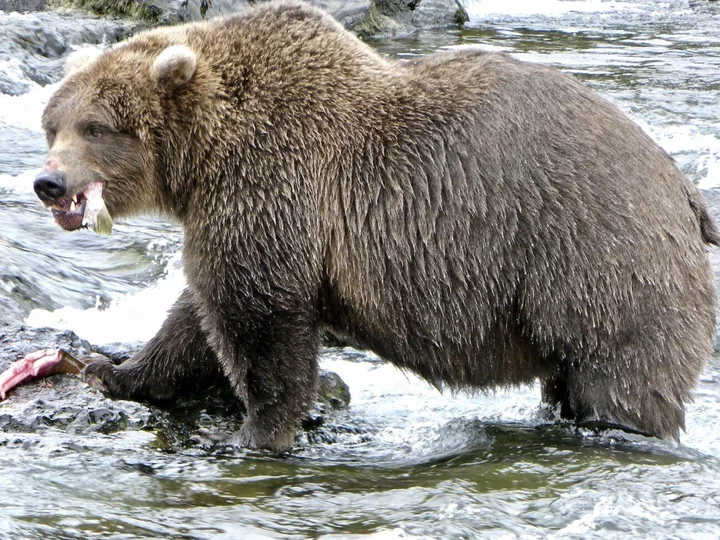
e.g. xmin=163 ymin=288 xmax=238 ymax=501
xmin=49 ymin=179 xmax=113 ymax=235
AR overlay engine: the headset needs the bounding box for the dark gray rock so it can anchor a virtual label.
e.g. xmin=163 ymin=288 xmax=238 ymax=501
xmin=317 ymin=369 xmax=351 ymax=409
xmin=374 ymin=0 xmax=409 ymax=19
xmin=3 ymin=0 xmax=464 ymax=36
xmin=0 ymin=324 xmax=352 ymax=451
xmin=0 ymin=324 xmax=93 ymax=360
xmin=411 ymin=0 xmax=467 ymax=27
xmin=360 ymin=0 xmax=467 ymax=35
xmin=0 ymin=324 xmax=157 ymax=436
xmin=95 ymin=341 xmax=145 ymax=364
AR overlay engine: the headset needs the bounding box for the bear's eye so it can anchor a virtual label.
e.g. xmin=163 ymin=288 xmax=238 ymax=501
xmin=85 ymin=124 xmax=107 ymax=140
xmin=46 ymin=129 xmax=57 ymax=146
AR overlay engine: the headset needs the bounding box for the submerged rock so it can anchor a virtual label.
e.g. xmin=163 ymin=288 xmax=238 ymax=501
xmin=0 ymin=324 xmax=352 ymax=451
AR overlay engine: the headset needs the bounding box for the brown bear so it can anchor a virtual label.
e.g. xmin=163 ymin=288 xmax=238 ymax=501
xmin=31 ymin=0 xmax=718 ymax=452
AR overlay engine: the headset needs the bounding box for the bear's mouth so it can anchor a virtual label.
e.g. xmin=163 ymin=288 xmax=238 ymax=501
xmin=51 ymin=191 xmax=87 ymax=231
xmin=50 ymin=180 xmax=112 ymax=234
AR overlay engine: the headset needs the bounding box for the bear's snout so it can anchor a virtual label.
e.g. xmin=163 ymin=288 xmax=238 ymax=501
xmin=34 ymin=170 xmax=67 ymax=202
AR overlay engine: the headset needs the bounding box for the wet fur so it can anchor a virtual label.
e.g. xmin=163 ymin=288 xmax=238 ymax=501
xmin=45 ymin=1 xmax=718 ymax=449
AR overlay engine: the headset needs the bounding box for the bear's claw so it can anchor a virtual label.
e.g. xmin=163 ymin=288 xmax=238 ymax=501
xmin=81 ymin=356 xmax=120 ymax=395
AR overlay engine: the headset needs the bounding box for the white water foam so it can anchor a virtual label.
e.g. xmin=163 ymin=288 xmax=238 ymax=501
xmin=318 ymin=351 xmax=543 ymax=458
xmin=0 ymin=169 xmax=39 ymax=193
xmin=0 ymin=58 xmax=37 ymax=90
xmin=622 ymin=114 xmax=720 ymax=191
xmin=26 ymin=252 xmax=186 ymax=345
xmin=461 ymin=0 xmax=632 ymax=19
xmin=0 ymin=81 xmax=57 ymax=133
xmin=0 ymin=42 xmax=105 ymax=133
xmin=656 ymin=126 xmax=720 ymax=191
xmin=701 ymin=157 xmax=720 ymax=191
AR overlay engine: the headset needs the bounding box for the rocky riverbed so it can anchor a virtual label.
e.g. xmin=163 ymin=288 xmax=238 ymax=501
xmin=0 ymin=324 xmax=352 ymax=452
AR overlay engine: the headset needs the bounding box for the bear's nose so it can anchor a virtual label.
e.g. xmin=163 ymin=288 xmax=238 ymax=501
xmin=34 ymin=171 xmax=67 ymax=202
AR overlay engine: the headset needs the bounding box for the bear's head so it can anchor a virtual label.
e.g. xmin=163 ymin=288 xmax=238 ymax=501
xmin=34 ymin=42 xmax=198 ymax=233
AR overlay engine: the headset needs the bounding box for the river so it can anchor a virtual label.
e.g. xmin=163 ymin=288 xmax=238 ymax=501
xmin=1 ymin=0 xmax=720 ymax=537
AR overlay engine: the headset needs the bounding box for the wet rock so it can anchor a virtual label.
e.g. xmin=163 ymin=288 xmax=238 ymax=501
xmin=317 ymin=369 xmax=351 ymax=409
xmin=48 ymin=0 xmax=163 ymax=21
xmin=47 ymin=0 xmax=249 ymax=24
xmin=49 ymin=0 xmax=370 ymax=27
xmin=0 ymin=324 xmax=160 ymax=435
xmin=0 ymin=324 xmax=93 ymax=359
xmin=411 ymin=0 xmax=467 ymax=28
xmin=94 ymin=341 xmax=145 ymax=363
xmin=355 ymin=0 xmax=466 ymax=36
xmin=0 ymin=324 xmax=353 ymax=451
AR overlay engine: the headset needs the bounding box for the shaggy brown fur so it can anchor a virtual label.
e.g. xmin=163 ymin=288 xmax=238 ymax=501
xmin=36 ymin=1 xmax=717 ymax=451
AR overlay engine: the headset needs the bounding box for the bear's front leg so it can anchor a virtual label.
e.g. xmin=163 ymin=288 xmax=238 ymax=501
xmin=83 ymin=289 xmax=223 ymax=401
xmin=203 ymin=306 xmax=320 ymax=453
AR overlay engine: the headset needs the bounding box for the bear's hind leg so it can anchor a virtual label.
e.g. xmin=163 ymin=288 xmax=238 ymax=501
xmin=553 ymin=352 xmax=687 ymax=440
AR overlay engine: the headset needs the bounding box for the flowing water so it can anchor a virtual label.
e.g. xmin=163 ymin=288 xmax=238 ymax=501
xmin=2 ymin=0 xmax=720 ymax=537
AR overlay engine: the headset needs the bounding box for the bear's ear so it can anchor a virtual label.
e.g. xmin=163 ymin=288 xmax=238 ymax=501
xmin=64 ymin=47 xmax=103 ymax=77
xmin=151 ymin=45 xmax=197 ymax=92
